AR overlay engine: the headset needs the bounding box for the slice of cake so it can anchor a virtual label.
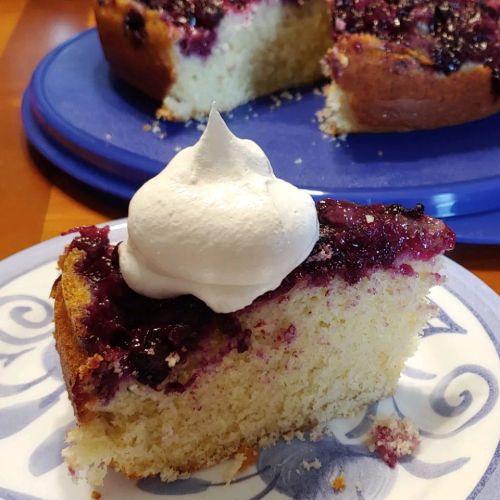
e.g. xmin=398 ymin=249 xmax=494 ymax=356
xmin=94 ymin=0 xmax=330 ymax=120
xmin=94 ymin=0 xmax=499 ymax=131
xmin=319 ymin=0 xmax=500 ymax=133
xmin=52 ymin=111 xmax=455 ymax=485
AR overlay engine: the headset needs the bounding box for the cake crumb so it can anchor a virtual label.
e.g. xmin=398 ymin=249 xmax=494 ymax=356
xmin=258 ymin=434 xmax=275 ymax=448
xmin=283 ymin=430 xmax=297 ymax=442
xmin=143 ymin=124 xmax=152 ymax=132
xmin=270 ymin=95 xmax=282 ymax=107
xmin=224 ymin=453 xmax=246 ymax=483
xmin=309 ymin=426 xmax=327 ymax=441
xmin=235 ymin=447 xmax=258 ymax=473
xmin=149 ymin=120 xmax=166 ymax=139
xmin=294 ymin=158 xmax=303 ymax=165
xmin=366 ymin=416 xmax=420 ymax=467
xmin=331 ymin=473 xmax=346 ymax=492
xmin=295 ymin=431 xmax=305 ymax=441
xmin=174 ymin=146 xmax=182 ymax=152
xmin=104 ymin=133 xmax=112 ymax=141
xmin=196 ymin=123 xmax=206 ymax=132
xmin=280 ymin=90 xmax=293 ymax=100
xmin=165 ymin=352 xmax=180 ymax=368
xmin=91 ymin=492 xmax=102 ymax=500
xmin=302 ymin=458 xmax=321 ymax=471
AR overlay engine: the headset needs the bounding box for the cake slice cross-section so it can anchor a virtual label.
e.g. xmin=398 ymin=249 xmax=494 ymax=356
xmin=52 ymin=110 xmax=455 ymax=485
xmin=53 ymin=200 xmax=454 ymax=485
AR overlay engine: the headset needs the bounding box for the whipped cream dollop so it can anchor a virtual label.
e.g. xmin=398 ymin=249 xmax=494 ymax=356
xmin=119 ymin=107 xmax=319 ymax=313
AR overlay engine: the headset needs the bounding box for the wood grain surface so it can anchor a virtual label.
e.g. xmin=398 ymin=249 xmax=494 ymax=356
xmin=0 ymin=0 xmax=499 ymax=294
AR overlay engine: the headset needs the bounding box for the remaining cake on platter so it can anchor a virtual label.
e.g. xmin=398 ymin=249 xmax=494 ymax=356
xmin=319 ymin=0 xmax=500 ymax=133
xmin=52 ymin=110 xmax=455 ymax=486
xmin=94 ymin=0 xmax=499 ymax=131
xmin=94 ymin=0 xmax=330 ymax=121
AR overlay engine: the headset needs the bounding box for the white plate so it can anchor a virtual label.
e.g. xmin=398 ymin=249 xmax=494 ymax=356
xmin=0 ymin=221 xmax=499 ymax=500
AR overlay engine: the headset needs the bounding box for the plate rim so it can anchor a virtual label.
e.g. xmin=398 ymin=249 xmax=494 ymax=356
xmin=22 ymin=88 xmax=136 ymax=200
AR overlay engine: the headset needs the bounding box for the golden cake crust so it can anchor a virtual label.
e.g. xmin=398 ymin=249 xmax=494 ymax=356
xmin=94 ymin=0 xmax=177 ymax=105
xmin=52 ymin=250 xmax=104 ymax=423
xmin=323 ymin=34 xmax=500 ymax=133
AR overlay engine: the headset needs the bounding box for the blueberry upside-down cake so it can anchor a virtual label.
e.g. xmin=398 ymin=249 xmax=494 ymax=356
xmin=94 ymin=0 xmax=330 ymax=120
xmin=94 ymin=0 xmax=499 ymax=131
xmin=52 ymin=112 xmax=455 ymax=485
xmin=319 ymin=0 xmax=500 ymax=133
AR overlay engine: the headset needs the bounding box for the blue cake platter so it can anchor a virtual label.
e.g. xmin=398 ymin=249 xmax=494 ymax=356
xmin=23 ymin=29 xmax=500 ymax=243
xmin=22 ymin=86 xmax=500 ymax=244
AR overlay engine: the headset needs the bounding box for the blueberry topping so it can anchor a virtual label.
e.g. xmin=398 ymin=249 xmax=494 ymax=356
xmin=65 ymin=200 xmax=454 ymax=403
xmin=123 ymin=9 xmax=147 ymax=47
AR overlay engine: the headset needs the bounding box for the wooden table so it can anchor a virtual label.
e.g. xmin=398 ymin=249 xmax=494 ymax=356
xmin=1 ymin=0 xmax=499 ymax=294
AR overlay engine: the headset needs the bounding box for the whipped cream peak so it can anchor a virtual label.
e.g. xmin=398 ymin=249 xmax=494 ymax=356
xmin=119 ymin=108 xmax=319 ymax=313
xmin=192 ymin=106 xmax=273 ymax=180
xmin=164 ymin=106 xmax=273 ymax=184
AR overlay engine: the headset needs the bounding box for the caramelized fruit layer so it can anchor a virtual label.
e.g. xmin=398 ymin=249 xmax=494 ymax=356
xmin=65 ymin=200 xmax=454 ymax=400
